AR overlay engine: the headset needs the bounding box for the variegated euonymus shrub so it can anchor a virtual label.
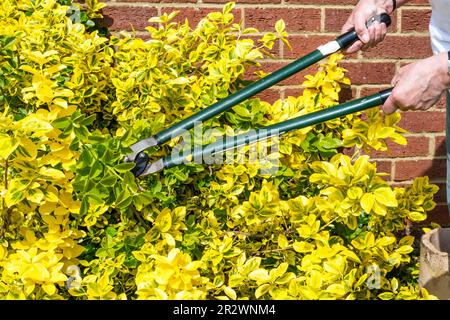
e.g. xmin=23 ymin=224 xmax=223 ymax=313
xmin=0 ymin=0 xmax=439 ymax=299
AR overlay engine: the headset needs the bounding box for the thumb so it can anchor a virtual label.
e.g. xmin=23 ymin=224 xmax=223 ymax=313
xmin=382 ymin=94 xmax=397 ymax=115
xmin=344 ymin=40 xmax=364 ymax=54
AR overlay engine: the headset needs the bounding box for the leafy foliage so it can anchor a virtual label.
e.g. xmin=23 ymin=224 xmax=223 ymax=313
xmin=0 ymin=0 xmax=439 ymax=300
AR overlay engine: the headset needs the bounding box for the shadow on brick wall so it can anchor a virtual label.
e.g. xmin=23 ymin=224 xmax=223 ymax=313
xmin=423 ymin=137 xmax=450 ymax=226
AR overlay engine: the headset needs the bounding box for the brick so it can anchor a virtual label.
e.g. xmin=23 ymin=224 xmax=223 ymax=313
xmin=423 ymin=205 xmax=450 ymax=226
xmin=100 ymin=6 xmax=158 ymax=31
xmin=204 ymin=0 xmax=281 ymax=3
xmin=118 ymin=0 xmax=196 ymax=2
xmin=359 ymin=86 xmax=392 ymax=98
xmin=284 ymin=88 xmax=304 ymax=99
xmin=285 ymin=35 xmax=334 ymax=59
xmin=244 ymin=8 xmax=321 ymax=32
xmin=324 ymin=8 xmax=353 ymax=33
xmin=340 ymin=61 xmax=396 ymax=85
xmin=338 ymin=84 xmax=354 ymax=103
xmin=435 ymin=135 xmax=446 ymax=157
xmin=394 ymin=159 xmax=447 ymax=181
xmin=286 ymin=0 xmax=358 ymax=3
xmin=161 ymin=7 xmax=242 ymax=27
xmin=366 ymin=136 xmax=429 ymax=158
xmin=247 ymin=36 xmax=280 ymax=58
xmin=375 ymin=160 xmax=392 ymax=179
xmin=362 ymin=35 xmax=432 ymax=59
xmin=283 ymin=85 xmax=355 ymax=103
xmin=433 ymin=183 xmax=447 ymax=204
xmin=398 ymin=111 xmax=446 ymax=133
xmin=246 ymin=61 xmax=316 ymax=86
xmin=405 ymin=0 xmax=430 ymax=6
xmin=254 ymin=88 xmax=282 ymax=104
xmin=401 ymin=8 xmax=431 ymax=33
xmin=430 ymin=93 xmax=448 ymax=109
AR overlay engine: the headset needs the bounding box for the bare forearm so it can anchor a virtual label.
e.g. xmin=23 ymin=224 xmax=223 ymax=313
xmin=396 ymin=0 xmax=412 ymax=8
xmin=368 ymin=0 xmax=411 ymax=13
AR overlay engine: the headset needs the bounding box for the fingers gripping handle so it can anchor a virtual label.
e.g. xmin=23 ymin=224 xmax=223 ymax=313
xmin=379 ymin=88 xmax=393 ymax=104
xmin=336 ymin=13 xmax=392 ymax=49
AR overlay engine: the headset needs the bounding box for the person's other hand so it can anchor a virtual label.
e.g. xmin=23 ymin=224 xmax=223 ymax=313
xmin=341 ymin=0 xmax=393 ymax=54
xmin=383 ymin=52 xmax=450 ymax=114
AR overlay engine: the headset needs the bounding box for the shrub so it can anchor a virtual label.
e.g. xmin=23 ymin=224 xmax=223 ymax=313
xmin=0 ymin=0 xmax=438 ymax=300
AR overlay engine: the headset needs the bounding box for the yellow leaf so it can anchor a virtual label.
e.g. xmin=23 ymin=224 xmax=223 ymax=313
xmin=23 ymin=264 xmax=50 ymax=282
xmin=396 ymin=245 xmax=413 ymax=255
xmin=223 ymin=286 xmax=237 ymax=300
xmin=293 ymin=241 xmax=315 ymax=253
xmin=17 ymin=115 xmax=53 ymax=136
xmin=155 ymin=209 xmax=172 ymax=233
xmin=24 ymin=283 xmax=36 ymax=297
xmin=164 ymin=233 xmax=176 ymax=247
xmin=360 ymin=193 xmax=375 ymax=213
xmin=298 ymin=286 xmax=318 ymax=299
xmin=374 ymin=187 xmax=398 ymax=207
xmin=39 ymin=201 xmax=57 ymax=215
xmin=278 ymin=234 xmax=288 ymax=249
xmin=0 ymin=133 xmax=19 ymax=159
xmin=20 ymin=65 xmax=40 ymax=75
xmin=17 ymin=137 xmax=37 ymax=159
xmin=63 ymin=245 xmax=85 ymax=259
xmin=378 ymin=292 xmax=395 ymax=300
xmin=42 ymin=283 xmax=57 ymax=296
xmin=255 ymin=284 xmax=270 ymax=299
xmin=275 ymin=19 xmax=286 ymax=34
xmin=53 ymin=98 xmax=68 ymax=109
xmin=325 ymin=284 xmax=346 ymax=297
xmin=248 ymin=269 xmax=270 ymax=284
xmin=377 ymin=236 xmax=396 ymax=247
xmin=272 ymin=262 xmax=289 ymax=279
xmin=36 ymin=82 xmax=54 ymax=103
xmin=408 ymin=210 xmax=426 ymax=222
xmin=372 ymin=201 xmax=387 ymax=216
xmin=27 ymin=189 xmax=44 ymax=204
xmin=39 ymin=167 xmax=66 ymax=180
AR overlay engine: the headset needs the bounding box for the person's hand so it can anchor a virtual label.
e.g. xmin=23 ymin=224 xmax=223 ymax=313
xmin=383 ymin=52 xmax=450 ymax=114
xmin=341 ymin=0 xmax=394 ymax=54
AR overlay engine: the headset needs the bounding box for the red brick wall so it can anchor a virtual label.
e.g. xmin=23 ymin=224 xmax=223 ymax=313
xmin=97 ymin=0 xmax=449 ymax=224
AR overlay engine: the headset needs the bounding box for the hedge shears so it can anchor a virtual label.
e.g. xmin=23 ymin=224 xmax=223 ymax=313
xmin=126 ymin=14 xmax=392 ymax=177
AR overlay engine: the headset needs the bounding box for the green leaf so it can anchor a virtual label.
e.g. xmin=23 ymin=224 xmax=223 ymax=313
xmin=115 ymin=189 xmax=131 ymax=208
xmin=114 ymin=162 xmax=135 ymax=173
xmin=81 ymin=114 xmax=96 ymax=126
xmin=3 ymin=36 xmax=16 ymax=48
xmin=106 ymin=227 xmax=117 ymax=237
xmin=89 ymin=161 xmax=104 ymax=179
xmin=100 ymin=175 xmax=118 ymax=187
